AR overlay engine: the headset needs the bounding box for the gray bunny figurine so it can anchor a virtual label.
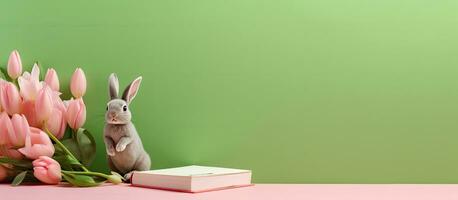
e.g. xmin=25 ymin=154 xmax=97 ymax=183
xmin=104 ymin=73 xmax=151 ymax=180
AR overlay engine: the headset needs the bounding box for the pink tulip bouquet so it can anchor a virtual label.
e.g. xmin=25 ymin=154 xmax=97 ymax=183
xmin=0 ymin=50 xmax=122 ymax=186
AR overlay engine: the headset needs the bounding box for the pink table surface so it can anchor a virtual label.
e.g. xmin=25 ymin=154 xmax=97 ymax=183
xmin=2 ymin=183 xmax=458 ymax=200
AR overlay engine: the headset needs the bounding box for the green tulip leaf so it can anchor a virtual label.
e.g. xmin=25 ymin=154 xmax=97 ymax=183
xmin=0 ymin=67 xmax=12 ymax=82
xmin=62 ymin=172 xmax=104 ymax=187
xmin=61 ymin=138 xmax=81 ymax=158
xmin=53 ymin=154 xmax=81 ymax=165
xmin=0 ymin=157 xmax=33 ymax=168
xmin=0 ymin=67 xmax=7 ymax=79
xmin=12 ymin=171 xmax=27 ymax=186
xmin=75 ymin=128 xmax=97 ymax=166
xmin=53 ymin=154 xmax=82 ymax=171
xmin=53 ymin=143 xmax=66 ymax=156
xmin=62 ymin=127 xmax=74 ymax=140
xmin=59 ymin=128 xmax=96 ymax=167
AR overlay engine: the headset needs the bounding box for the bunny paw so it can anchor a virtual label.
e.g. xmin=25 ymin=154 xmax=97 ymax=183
xmin=124 ymin=171 xmax=134 ymax=182
xmin=106 ymin=148 xmax=116 ymax=156
xmin=116 ymin=143 xmax=127 ymax=152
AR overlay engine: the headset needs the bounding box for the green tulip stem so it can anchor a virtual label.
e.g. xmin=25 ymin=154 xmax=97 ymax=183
xmin=44 ymin=128 xmax=89 ymax=172
xmin=62 ymin=170 xmax=110 ymax=179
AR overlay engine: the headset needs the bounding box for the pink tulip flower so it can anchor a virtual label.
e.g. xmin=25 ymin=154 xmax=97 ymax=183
xmin=45 ymin=107 xmax=67 ymax=139
xmin=1 ymin=114 xmax=28 ymax=147
xmin=0 ymin=141 xmax=24 ymax=159
xmin=0 ymin=112 xmax=25 ymax=159
xmin=43 ymin=90 xmax=67 ymax=138
xmin=44 ymin=68 xmax=60 ymax=91
xmin=66 ymin=98 xmax=86 ymax=130
xmin=0 ymin=112 xmax=11 ymax=145
xmin=0 ymin=80 xmax=4 ymax=112
xmin=18 ymin=63 xmax=42 ymax=101
xmin=0 ymin=147 xmax=24 ymax=160
xmin=0 ymin=165 xmax=8 ymax=182
xmin=0 ymin=82 xmax=22 ymax=115
xmin=70 ymin=68 xmax=86 ymax=98
xmin=0 ymin=114 xmax=26 ymax=159
xmin=21 ymin=101 xmax=39 ymax=128
xmin=7 ymin=50 xmax=22 ymax=79
xmin=51 ymin=91 xmax=66 ymax=113
xmin=35 ymin=86 xmax=53 ymax=124
xmin=32 ymin=156 xmax=61 ymax=184
xmin=0 ymin=114 xmax=23 ymax=159
xmin=18 ymin=127 xmax=54 ymax=160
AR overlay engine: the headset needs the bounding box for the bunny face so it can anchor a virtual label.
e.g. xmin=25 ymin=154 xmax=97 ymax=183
xmin=106 ymin=99 xmax=131 ymax=124
xmin=105 ymin=73 xmax=142 ymax=124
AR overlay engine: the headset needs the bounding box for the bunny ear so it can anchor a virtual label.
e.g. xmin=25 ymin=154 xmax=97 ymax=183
xmin=108 ymin=73 xmax=119 ymax=99
xmin=122 ymin=76 xmax=142 ymax=103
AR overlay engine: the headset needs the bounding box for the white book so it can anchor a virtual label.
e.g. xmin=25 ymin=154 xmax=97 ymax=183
xmin=131 ymin=165 xmax=252 ymax=193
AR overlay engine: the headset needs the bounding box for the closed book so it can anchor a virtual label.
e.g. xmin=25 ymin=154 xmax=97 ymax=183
xmin=131 ymin=165 xmax=252 ymax=193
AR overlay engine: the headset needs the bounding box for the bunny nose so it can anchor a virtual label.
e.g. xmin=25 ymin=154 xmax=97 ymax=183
xmin=110 ymin=113 xmax=117 ymax=118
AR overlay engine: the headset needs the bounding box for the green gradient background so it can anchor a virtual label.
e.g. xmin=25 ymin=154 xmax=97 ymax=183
xmin=1 ymin=0 xmax=458 ymax=183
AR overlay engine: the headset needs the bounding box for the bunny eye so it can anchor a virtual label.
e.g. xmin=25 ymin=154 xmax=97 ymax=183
xmin=106 ymin=106 xmax=109 ymax=111
xmin=123 ymin=105 xmax=127 ymax=111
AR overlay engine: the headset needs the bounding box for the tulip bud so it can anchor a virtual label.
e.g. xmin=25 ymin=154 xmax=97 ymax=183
xmin=0 ymin=112 xmax=11 ymax=145
xmin=32 ymin=156 xmax=61 ymax=184
xmin=35 ymin=86 xmax=53 ymax=124
xmin=70 ymin=68 xmax=86 ymax=98
xmin=0 ymin=90 xmax=2 ymax=114
xmin=45 ymin=108 xmax=67 ymax=139
xmin=0 ymin=80 xmax=4 ymax=112
xmin=107 ymin=174 xmax=123 ymax=184
xmin=44 ymin=68 xmax=60 ymax=91
xmin=0 ymin=82 xmax=22 ymax=115
xmin=66 ymin=98 xmax=86 ymax=130
xmin=5 ymin=114 xmax=29 ymax=147
xmin=7 ymin=50 xmax=23 ymax=79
